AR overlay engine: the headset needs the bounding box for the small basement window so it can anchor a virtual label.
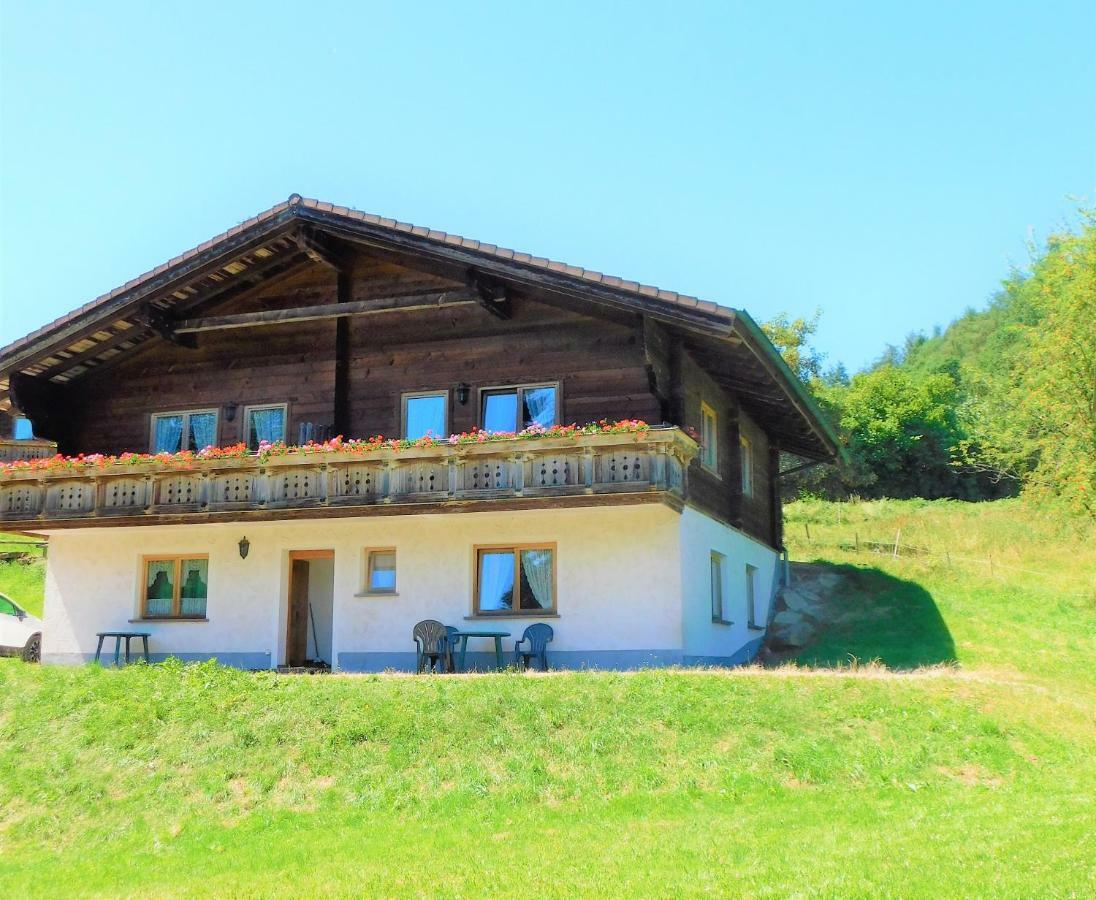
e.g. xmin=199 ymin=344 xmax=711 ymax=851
xmin=481 ymin=384 xmax=558 ymax=433
xmin=143 ymin=556 xmax=209 ymax=619
xmin=243 ymin=404 xmax=287 ymax=450
xmin=699 ymin=402 xmax=718 ymax=472
xmin=402 ymin=392 xmax=448 ymax=440
xmin=475 ymin=545 xmax=556 ymax=615
xmin=365 ymin=549 xmax=397 ymax=594
xmin=150 ymin=409 xmax=218 ymax=454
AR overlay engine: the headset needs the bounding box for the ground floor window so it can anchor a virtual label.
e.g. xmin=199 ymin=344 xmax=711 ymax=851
xmin=474 ymin=544 xmax=556 ymax=614
xmin=710 ymin=551 xmax=728 ymax=623
xmin=365 ymin=549 xmax=397 ymax=594
xmin=746 ymin=564 xmax=759 ymax=628
xmin=143 ymin=556 xmax=209 ymax=619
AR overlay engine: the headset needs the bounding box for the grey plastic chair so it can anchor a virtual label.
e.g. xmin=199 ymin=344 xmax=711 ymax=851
xmin=513 ymin=623 xmax=553 ymax=671
xmin=413 ymin=619 xmax=453 ymax=673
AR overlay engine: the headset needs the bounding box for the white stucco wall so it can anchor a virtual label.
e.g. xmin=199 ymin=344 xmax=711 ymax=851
xmin=40 ymin=503 xmax=685 ymax=670
xmin=678 ymin=506 xmax=780 ymax=665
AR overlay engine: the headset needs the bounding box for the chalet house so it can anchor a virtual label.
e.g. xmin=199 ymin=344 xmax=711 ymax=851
xmin=0 ymin=196 xmax=838 ymax=670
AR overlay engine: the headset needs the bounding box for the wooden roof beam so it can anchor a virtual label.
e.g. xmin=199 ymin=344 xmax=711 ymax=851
xmin=468 ymin=271 xmax=511 ymax=319
xmin=292 ymin=227 xmax=349 ymax=274
xmin=173 ymin=289 xmax=478 ymax=334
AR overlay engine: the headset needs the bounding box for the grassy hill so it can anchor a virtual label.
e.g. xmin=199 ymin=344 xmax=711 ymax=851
xmin=0 ymin=501 xmax=1093 ymax=897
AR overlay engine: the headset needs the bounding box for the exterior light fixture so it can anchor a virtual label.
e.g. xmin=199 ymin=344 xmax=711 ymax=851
xmin=456 ymin=382 xmax=470 ymax=405
xmin=238 ymin=536 xmax=250 ymax=559
xmin=224 ymin=402 xmax=238 ymax=423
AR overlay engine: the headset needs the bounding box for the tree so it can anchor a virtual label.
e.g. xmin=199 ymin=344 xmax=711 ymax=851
xmin=964 ymin=217 xmax=1096 ymax=517
xmin=761 ymin=309 xmax=825 ymax=383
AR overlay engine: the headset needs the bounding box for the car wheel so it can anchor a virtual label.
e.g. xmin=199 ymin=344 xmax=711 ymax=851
xmin=22 ymin=633 xmax=41 ymax=664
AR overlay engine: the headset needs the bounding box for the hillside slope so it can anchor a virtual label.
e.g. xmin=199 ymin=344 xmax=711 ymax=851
xmin=0 ymin=500 xmax=1093 ymax=897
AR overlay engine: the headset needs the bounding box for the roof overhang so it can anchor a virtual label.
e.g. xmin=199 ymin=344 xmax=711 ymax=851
xmin=0 ymin=197 xmax=840 ymax=460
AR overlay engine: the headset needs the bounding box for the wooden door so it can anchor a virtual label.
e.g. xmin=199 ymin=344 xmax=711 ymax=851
xmin=286 ymin=559 xmax=310 ymax=667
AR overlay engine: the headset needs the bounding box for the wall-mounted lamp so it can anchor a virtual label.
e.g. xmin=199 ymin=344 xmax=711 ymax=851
xmin=224 ymin=402 xmax=238 ymax=423
xmin=456 ymin=382 xmax=470 ymax=405
xmin=238 ymin=536 xmax=250 ymax=559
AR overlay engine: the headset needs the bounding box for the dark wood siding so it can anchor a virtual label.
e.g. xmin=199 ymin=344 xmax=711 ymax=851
xmin=66 ymin=253 xmax=659 ymax=454
xmin=52 ymin=245 xmax=782 ymax=547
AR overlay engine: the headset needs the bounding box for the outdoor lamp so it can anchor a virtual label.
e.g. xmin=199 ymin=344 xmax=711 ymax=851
xmin=224 ymin=402 xmax=238 ymax=423
xmin=238 ymin=536 xmax=250 ymax=559
xmin=456 ymin=382 xmax=470 ymax=405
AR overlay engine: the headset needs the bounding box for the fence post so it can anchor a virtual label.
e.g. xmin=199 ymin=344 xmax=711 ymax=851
xmin=854 ymin=532 xmax=860 ymax=552
xmin=893 ymin=529 xmax=901 ymax=559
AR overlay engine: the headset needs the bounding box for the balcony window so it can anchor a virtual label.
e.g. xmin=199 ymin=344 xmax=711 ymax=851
xmin=402 ymin=392 xmax=448 ymax=440
xmin=481 ymin=384 xmax=558 ymax=433
xmin=150 ymin=409 xmax=218 ymax=454
xmin=740 ymin=435 xmax=754 ymax=496
xmin=699 ymin=402 xmax=718 ymax=473
xmin=475 ymin=544 xmax=556 ymax=615
xmin=244 ymin=404 xmax=287 ymax=450
xmin=143 ymin=555 xmax=208 ymax=619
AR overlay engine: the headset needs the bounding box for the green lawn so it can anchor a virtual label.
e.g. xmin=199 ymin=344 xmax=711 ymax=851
xmin=0 ymin=533 xmax=46 ymax=617
xmin=0 ymin=501 xmax=1093 ymax=897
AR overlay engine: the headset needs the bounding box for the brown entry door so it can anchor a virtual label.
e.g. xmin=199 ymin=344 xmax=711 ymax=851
xmin=286 ymin=559 xmax=310 ymax=667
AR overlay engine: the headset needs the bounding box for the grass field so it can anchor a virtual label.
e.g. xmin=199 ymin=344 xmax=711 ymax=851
xmin=0 ymin=533 xmax=46 ymax=617
xmin=0 ymin=500 xmax=1093 ymax=897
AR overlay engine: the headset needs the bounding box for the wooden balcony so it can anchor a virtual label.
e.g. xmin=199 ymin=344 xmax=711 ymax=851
xmin=0 ymin=428 xmax=697 ymax=529
xmin=0 ymin=438 xmax=57 ymax=463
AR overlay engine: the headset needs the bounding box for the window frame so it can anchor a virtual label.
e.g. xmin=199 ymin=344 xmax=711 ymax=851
xmin=746 ymin=564 xmax=761 ymax=629
xmin=471 ymin=542 xmax=558 ymax=617
xmin=740 ymin=434 xmax=754 ymax=497
xmin=710 ymin=551 xmax=730 ymax=624
xmin=477 ymin=382 xmax=561 ymax=433
xmin=148 ymin=408 xmax=220 ymax=454
xmin=401 ymin=390 xmax=450 ymax=440
xmin=139 ymin=554 xmax=210 ymax=620
xmin=363 ymin=547 xmax=398 ymax=595
xmin=241 ymin=403 xmax=289 ymax=450
xmin=699 ymin=402 xmax=719 ymax=474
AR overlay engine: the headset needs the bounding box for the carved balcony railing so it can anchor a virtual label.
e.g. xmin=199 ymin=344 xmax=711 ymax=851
xmin=0 ymin=427 xmax=697 ymax=527
xmin=0 ymin=438 xmax=57 ymax=463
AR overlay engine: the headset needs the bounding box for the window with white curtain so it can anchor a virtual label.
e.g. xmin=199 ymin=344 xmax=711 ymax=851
xmin=243 ymin=404 xmax=287 ymax=450
xmin=402 ymin=392 xmax=448 ymax=440
xmin=365 ymin=549 xmax=397 ymax=594
xmin=474 ymin=544 xmax=555 ymax=615
xmin=150 ymin=409 xmax=219 ymax=453
xmin=142 ymin=555 xmax=209 ymax=619
xmin=481 ymin=384 xmax=558 ymax=433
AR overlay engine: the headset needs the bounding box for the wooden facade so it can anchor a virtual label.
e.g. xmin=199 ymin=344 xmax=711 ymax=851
xmin=0 ymin=198 xmax=840 ymax=550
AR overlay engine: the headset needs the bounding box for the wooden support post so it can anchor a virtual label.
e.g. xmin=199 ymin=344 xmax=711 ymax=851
xmin=333 ymin=272 xmax=351 ymax=438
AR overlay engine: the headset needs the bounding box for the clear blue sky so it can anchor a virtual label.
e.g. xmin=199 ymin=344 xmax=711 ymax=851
xmin=1 ymin=1 xmax=1093 ymax=371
